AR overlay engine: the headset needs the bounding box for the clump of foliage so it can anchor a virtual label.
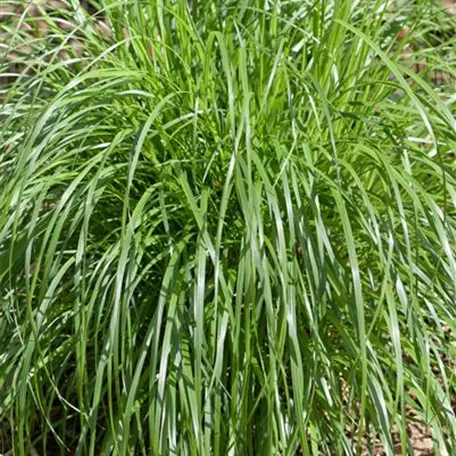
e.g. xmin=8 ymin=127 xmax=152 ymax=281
xmin=1 ymin=0 xmax=456 ymax=454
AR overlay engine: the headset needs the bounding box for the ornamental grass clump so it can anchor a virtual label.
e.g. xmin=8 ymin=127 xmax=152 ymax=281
xmin=1 ymin=0 xmax=456 ymax=454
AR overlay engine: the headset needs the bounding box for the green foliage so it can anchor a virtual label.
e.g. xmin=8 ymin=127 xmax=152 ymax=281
xmin=1 ymin=0 xmax=456 ymax=454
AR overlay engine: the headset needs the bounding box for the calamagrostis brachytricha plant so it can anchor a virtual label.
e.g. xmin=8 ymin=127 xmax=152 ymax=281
xmin=1 ymin=0 xmax=456 ymax=454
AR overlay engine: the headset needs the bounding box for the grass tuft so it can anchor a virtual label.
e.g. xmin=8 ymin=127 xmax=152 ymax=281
xmin=1 ymin=0 xmax=456 ymax=454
